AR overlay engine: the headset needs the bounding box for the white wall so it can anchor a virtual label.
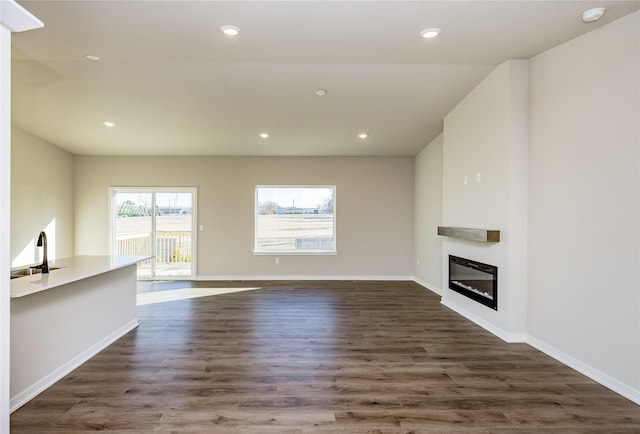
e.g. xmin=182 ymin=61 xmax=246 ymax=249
xmin=440 ymin=60 xmax=529 ymax=341
xmin=528 ymin=12 xmax=640 ymax=398
xmin=414 ymin=133 xmax=443 ymax=293
xmin=11 ymin=127 xmax=75 ymax=267
xmin=74 ymin=156 xmax=414 ymax=278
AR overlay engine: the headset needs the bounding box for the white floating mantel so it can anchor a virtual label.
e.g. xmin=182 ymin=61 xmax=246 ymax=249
xmin=437 ymin=226 xmax=501 ymax=243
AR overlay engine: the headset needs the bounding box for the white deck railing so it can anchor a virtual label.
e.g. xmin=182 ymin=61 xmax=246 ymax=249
xmin=116 ymin=231 xmax=192 ymax=263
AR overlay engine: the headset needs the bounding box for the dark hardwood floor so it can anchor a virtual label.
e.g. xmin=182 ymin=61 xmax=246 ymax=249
xmin=10 ymin=280 xmax=640 ymax=433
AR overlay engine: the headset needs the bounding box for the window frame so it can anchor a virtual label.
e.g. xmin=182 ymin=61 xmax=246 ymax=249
xmin=254 ymin=185 xmax=337 ymax=255
xmin=108 ymin=186 xmax=198 ymax=279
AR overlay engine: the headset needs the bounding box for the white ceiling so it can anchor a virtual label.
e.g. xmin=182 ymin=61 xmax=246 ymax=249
xmin=11 ymin=0 xmax=640 ymax=157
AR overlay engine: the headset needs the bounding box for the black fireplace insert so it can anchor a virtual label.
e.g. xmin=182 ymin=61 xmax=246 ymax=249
xmin=448 ymin=255 xmax=498 ymax=310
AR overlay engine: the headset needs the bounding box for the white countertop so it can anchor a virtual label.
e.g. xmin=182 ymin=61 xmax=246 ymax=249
xmin=10 ymin=255 xmax=151 ymax=298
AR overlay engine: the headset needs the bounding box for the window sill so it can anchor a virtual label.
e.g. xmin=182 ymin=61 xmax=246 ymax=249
xmin=253 ymin=250 xmax=337 ymax=256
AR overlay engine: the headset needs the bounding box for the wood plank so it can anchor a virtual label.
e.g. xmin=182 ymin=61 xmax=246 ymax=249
xmin=10 ymin=280 xmax=640 ymax=433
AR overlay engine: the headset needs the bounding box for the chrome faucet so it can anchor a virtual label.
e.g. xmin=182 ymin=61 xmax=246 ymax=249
xmin=30 ymin=231 xmax=49 ymax=273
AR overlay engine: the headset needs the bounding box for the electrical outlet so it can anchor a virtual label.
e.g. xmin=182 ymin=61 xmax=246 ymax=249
xmin=275 ymin=257 xmax=279 ymax=265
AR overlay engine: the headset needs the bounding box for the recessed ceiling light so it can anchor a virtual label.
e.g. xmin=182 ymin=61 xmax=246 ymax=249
xmin=103 ymin=121 xmax=115 ymax=127
xmin=259 ymin=132 xmax=269 ymax=139
xmin=221 ymin=25 xmax=240 ymax=36
xmin=315 ymin=89 xmax=327 ymax=97
xmin=358 ymin=132 xmax=368 ymax=139
xmin=420 ymin=28 xmax=441 ymax=39
xmin=582 ymin=7 xmax=605 ymax=23
xmin=85 ymin=55 xmax=100 ymax=61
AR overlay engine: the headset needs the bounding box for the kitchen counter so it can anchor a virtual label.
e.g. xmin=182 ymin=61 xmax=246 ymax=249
xmin=10 ymin=255 xmax=150 ymax=298
xmin=10 ymin=255 xmax=150 ymax=412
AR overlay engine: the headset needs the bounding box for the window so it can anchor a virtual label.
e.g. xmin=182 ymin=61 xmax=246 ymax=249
xmin=255 ymin=186 xmax=336 ymax=254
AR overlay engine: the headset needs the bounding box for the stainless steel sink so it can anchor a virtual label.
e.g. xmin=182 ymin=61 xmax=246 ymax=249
xmin=10 ymin=267 xmax=64 ymax=279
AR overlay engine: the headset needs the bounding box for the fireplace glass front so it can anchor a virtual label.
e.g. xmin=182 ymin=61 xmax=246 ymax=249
xmin=448 ymin=255 xmax=498 ymax=310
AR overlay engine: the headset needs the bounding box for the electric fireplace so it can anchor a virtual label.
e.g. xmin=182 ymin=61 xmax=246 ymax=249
xmin=448 ymin=255 xmax=498 ymax=310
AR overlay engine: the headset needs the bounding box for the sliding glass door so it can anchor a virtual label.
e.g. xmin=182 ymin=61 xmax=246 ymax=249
xmin=110 ymin=188 xmax=197 ymax=279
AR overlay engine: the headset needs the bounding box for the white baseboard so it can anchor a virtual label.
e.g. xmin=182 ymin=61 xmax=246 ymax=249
xmin=527 ymin=335 xmax=640 ymax=406
xmin=196 ymin=275 xmax=414 ymax=281
xmin=412 ymin=277 xmax=442 ymax=296
xmin=10 ymin=319 xmax=139 ymax=413
xmin=440 ymin=297 xmax=639 ymax=406
xmin=440 ymin=298 xmax=527 ymax=343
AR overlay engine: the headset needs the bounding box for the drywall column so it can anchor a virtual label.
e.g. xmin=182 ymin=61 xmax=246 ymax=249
xmin=441 ymin=60 xmax=528 ymax=341
xmin=0 ymin=22 xmax=11 ymax=434
xmin=0 ymin=2 xmax=43 ymax=431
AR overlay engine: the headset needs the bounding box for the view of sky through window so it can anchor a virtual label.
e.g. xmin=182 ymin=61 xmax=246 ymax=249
xmin=257 ymin=186 xmax=333 ymax=210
